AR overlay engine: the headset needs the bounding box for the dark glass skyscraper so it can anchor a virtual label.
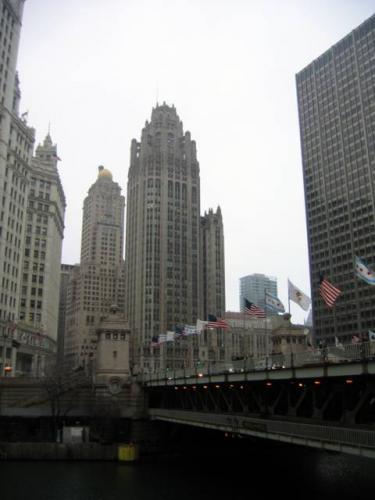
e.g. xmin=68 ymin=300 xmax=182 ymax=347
xmin=296 ymin=14 xmax=375 ymax=344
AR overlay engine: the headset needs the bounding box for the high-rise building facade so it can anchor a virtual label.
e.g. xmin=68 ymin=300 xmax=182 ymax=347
xmin=19 ymin=134 xmax=65 ymax=336
xmin=13 ymin=133 xmax=65 ymax=375
xmin=296 ymin=14 xmax=375 ymax=343
xmin=200 ymin=207 xmax=225 ymax=320
xmin=57 ymin=263 xmax=74 ymax=368
xmin=126 ymin=103 xmax=222 ymax=372
xmin=65 ymin=167 xmax=125 ymax=370
xmin=0 ymin=1 xmax=67 ymax=376
xmin=0 ymin=0 xmax=34 ymax=327
xmin=239 ymin=273 xmax=277 ymax=312
xmin=0 ymin=1 xmax=39 ymax=375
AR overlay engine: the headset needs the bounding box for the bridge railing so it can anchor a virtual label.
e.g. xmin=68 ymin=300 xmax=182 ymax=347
xmin=144 ymin=341 xmax=375 ymax=383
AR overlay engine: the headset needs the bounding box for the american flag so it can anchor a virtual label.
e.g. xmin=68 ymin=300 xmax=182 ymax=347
xmin=207 ymin=314 xmax=229 ymax=329
xmin=319 ymin=275 xmax=341 ymax=308
xmin=7 ymin=321 xmax=16 ymax=332
xmin=151 ymin=335 xmax=160 ymax=347
xmin=244 ymin=299 xmax=266 ymax=318
xmin=175 ymin=325 xmax=185 ymax=337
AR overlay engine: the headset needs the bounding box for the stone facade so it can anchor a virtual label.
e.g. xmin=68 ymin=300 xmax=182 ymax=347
xmin=18 ymin=135 xmax=65 ymax=338
xmin=200 ymin=207 xmax=225 ymax=320
xmin=64 ymin=167 xmax=125 ymax=372
xmin=0 ymin=1 xmax=51 ymax=376
xmin=57 ymin=264 xmax=75 ymax=368
xmin=95 ymin=305 xmax=131 ymax=390
xmin=271 ymin=314 xmax=309 ymax=356
xmin=125 ymin=103 xmax=226 ymax=373
xmin=125 ymin=103 xmax=202 ymax=372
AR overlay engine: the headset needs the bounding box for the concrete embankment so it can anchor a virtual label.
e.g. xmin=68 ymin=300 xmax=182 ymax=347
xmin=0 ymin=442 xmax=118 ymax=460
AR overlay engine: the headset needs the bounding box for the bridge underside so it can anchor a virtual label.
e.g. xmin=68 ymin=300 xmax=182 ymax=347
xmin=146 ymin=368 xmax=375 ymax=458
xmin=149 ymin=408 xmax=375 ymax=459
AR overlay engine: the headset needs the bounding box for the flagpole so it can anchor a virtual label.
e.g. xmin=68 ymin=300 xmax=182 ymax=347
xmin=173 ymin=330 xmax=176 ymax=371
xmin=264 ymin=288 xmax=268 ymax=361
xmin=288 ymin=279 xmax=291 ymax=314
xmin=242 ymin=300 xmax=245 ymax=329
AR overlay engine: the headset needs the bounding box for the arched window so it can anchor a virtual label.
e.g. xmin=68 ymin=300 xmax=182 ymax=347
xmin=192 ymin=186 xmax=197 ymax=203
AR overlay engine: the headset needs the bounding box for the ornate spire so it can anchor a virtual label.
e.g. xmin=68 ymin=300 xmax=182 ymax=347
xmin=43 ymin=133 xmax=53 ymax=147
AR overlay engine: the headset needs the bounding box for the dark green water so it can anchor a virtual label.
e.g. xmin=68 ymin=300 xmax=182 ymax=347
xmin=1 ymin=442 xmax=375 ymax=500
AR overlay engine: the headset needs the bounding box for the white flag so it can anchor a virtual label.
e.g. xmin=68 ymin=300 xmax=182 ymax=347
xmin=288 ymin=279 xmax=311 ymax=311
xmin=335 ymin=336 xmax=344 ymax=350
xmin=355 ymin=256 xmax=375 ymax=285
xmin=265 ymin=292 xmax=285 ymax=313
xmin=184 ymin=325 xmax=197 ymax=336
xmin=166 ymin=331 xmax=175 ymax=342
xmin=196 ymin=319 xmax=208 ymax=333
xmin=158 ymin=333 xmax=167 ymax=344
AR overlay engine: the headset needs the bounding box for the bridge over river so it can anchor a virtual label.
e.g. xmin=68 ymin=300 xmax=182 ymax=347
xmin=144 ymin=342 xmax=375 ymax=459
xmin=1 ymin=342 xmax=375 ymax=459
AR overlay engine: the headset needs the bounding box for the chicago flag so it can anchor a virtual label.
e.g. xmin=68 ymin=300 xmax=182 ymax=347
xmin=355 ymin=256 xmax=375 ymax=286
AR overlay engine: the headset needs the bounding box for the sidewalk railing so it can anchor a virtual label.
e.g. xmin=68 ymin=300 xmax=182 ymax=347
xmin=144 ymin=341 xmax=375 ymax=383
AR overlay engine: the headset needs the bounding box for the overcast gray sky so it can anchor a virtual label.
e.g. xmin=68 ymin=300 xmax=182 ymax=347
xmin=17 ymin=0 xmax=375 ymax=323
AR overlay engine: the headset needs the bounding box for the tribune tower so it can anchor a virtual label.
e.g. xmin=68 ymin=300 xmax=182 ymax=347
xmin=125 ymin=103 xmax=202 ymax=371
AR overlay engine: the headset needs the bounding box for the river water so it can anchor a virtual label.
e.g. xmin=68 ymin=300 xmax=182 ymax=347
xmin=1 ymin=440 xmax=375 ymax=500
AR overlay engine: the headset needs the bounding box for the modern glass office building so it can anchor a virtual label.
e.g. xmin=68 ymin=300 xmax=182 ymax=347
xmin=239 ymin=274 xmax=277 ymax=313
xmin=296 ymin=14 xmax=375 ymax=343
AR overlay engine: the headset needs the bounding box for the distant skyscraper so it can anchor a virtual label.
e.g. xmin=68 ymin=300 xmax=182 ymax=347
xmin=239 ymin=274 xmax=277 ymax=313
xmin=296 ymin=14 xmax=375 ymax=343
xmin=125 ymin=103 xmax=225 ymax=372
xmin=0 ymin=1 xmax=38 ymax=375
xmin=15 ymin=134 xmax=66 ymax=375
xmin=57 ymin=263 xmax=75 ymax=368
xmin=19 ymin=135 xmax=66 ymax=336
xmin=0 ymin=2 xmax=66 ymax=376
xmin=0 ymin=1 xmax=34 ymax=326
xmin=65 ymin=167 xmax=125 ymax=370
xmin=200 ymin=207 xmax=225 ymax=319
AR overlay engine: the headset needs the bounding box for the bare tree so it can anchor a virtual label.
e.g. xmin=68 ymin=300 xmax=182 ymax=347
xmin=38 ymin=364 xmax=92 ymax=440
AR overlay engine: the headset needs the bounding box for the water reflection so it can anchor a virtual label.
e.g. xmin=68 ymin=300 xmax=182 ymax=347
xmin=1 ymin=443 xmax=375 ymax=500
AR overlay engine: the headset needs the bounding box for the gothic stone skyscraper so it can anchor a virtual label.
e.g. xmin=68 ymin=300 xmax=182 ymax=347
xmin=0 ymin=1 xmax=38 ymax=376
xmin=17 ymin=134 xmax=65 ymax=375
xmin=296 ymin=14 xmax=375 ymax=344
xmin=65 ymin=167 xmax=125 ymax=370
xmin=200 ymin=207 xmax=225 ymax=320
xmin=57 ymin=263 xmax=74 ymax=368
xmin=125 ymin=103 xmax=202 ymax=371
xmin=19 ymin=135 xmax=65 ymax=336
xmin=0 ymin=1 xmax=34 ymax=330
